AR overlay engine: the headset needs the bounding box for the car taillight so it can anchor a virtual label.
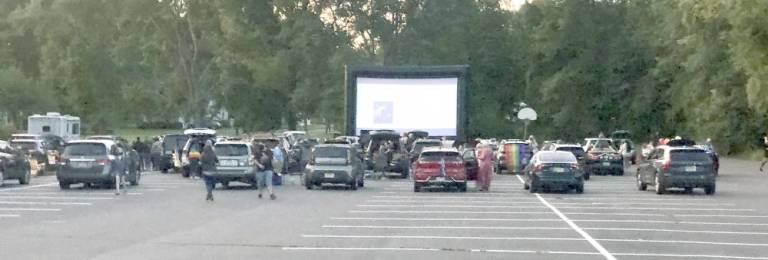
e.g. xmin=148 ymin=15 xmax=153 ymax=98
xmin=534 ymin=164 xmax=544 ymax=172
xmin=96 ymin=159 xmax=110 ymax=165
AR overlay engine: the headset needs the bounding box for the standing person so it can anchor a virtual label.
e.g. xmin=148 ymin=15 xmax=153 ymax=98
xmin=619 ymin=140 xmax=630 ymax=169
xmin=760 ymin=133 xmax=768 ymax=172
xmin=252 ymin=143 xmax=276 ymax=200
xmin=200 ymin=142 xmax=218 ymax=201
xmin=150 ymin=137 xmax=162 ymax=171
xmin=475 ymin=143 xmax=494 ymax=192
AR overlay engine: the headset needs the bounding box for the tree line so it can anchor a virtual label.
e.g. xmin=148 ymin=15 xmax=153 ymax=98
xmin=0 ymin=0 xmax=766 ymax=154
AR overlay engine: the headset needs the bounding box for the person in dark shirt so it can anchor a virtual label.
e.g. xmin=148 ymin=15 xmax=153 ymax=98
xmin=201 ymin=142 xmax=218 ymax=201
xmin=252 ymin=143 xmax=276 ymax=200
xmin=761 ymin=133 xmax=768 ymax=172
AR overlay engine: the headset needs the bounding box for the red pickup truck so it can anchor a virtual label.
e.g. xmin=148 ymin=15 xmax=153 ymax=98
xmin=412 ymin=147 xmax=467 ymax=192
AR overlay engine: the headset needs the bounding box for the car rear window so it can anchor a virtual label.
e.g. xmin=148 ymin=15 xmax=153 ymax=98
xmin=163 ymin=135 xmax=189 ymax=150
xmin=314 ymin=147 xmax=349 ymax=159
xmin=214 ymin=144 xmax=249 ymax=156
xmin=413 ymin=142 xmax=442 ymax=153
xmin=11 ymin=142 xmax=38 ymax=151
xmin=420 ymin=151 xmax=461 ymax=162
xmin=670 ymin=150 xmax=710 ymax=161
xmin=556 ymin=147 xmax=585 ymax=155
xmin=63 ymin=143 xmax=107 ymax=156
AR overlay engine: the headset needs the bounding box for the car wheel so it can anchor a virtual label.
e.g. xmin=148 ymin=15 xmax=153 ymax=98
xmin=457 ymin=182 xmax=467 ymax=192
xmin=161 ymin=168 xmax=168 ymax=174
xmin=617 ymin=169 xmax=624 ymax=176
xmin=637 ymin=172 xmax=647 ymax=191
xmin=523 ymin=181 xmax=530 ymax=190
xmin=575 ymin=183 xmax=584 ymax=194
xmin=357 ymin=175 xmax=364 ymax=187
xmin=350 ymin=179 xmax=358 ymax=191
xmin=529 ymin=178 xmax=539 ymax=193
xmin=654 ymin=174 xmax=665 ymax=195
xmin=705 ymin=183 xmax=716 ymax=195
xmin=19 ymin=169 xmax=31 ymax=185
xmin=58 ymin=181 xmax=69 ymax=190
xmin=413 ymin=183 xmax=421 ymax=192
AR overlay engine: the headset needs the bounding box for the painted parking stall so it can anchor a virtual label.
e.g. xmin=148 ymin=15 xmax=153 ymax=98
xmin=286 ymin=164 xmax=768 ymax=259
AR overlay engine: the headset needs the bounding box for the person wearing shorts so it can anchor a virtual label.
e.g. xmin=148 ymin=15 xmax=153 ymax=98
xmin=252 ymin=143 xmax=276 ymax=200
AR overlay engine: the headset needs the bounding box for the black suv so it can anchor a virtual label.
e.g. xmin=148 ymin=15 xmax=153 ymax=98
xmin=636 ymin=146 xmax=716 ymax=195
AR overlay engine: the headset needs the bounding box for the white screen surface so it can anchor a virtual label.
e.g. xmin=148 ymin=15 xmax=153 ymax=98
xmin=355 ymin=77 xmax=458 ymax=136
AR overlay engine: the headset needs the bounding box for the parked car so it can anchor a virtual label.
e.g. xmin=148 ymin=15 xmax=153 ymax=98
xmin=637 ymin=146 xmax=716 ymax=195
xmin=410 ymin=139 xmax=443 ymax=163
xmin=304 ymin=144 xmax=364 ymax=190
xmin=550 ymin=143 xmax=589 ymax=180
xmin=364 ymin=130 xmax=410 ymax=178
xmin=56 ymin=140 xmax=129 ymax=189
xmin=86 ymin=135 xmax=141 ymax=179
xmin=412 ymin=147 xmax=467 ymax=192
xmin=403 ymin=130 xmax=429 ymax=152
xmin=461 ymin=148 xmax=479 ymax=181
xmin=0 ymin=146 xmax=32 ymax=186
xmin=212 ymin=141 xmax=254 ymax=188
xmin=584 ymin=138 xmax=623 ymax=176
xmin=181 ymin=128 xmax=217 ymax=177
xmin=158 ymin=133 xmax=189 ymax=173
xmin=523 ymin=151 xmax=584 ymax=193
xmin=496 ymin=140 xmax=533 ymax=174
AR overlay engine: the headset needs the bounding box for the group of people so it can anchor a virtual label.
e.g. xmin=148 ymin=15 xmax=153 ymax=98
xmin=132 ymin=137 xmax=163 ymax=171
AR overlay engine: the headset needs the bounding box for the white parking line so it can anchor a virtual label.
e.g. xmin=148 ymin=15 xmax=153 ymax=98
xmin=373 ymin=195 xmax=539 ymax=200
xmin=283 ymin=246 xmax=440 ymax=252
xmin=322 ymin=225 xmax=572 ymax=231
xmin=598 ymin=238 xmax=768 ymax=247
xmin=573 ymin=219 xmax=768 ymax=226
xmin=551 ymin=202 xmax=734 ymax=206
xmin=331 ymin=217 xmax=562 ymax=222
xmin=357 ymin=204 xmax=547 ymax=209
xmin=0 ymin=214 xmax=20 ymax=218
xmin=0 ymin=192 xmax=140 ymax=196
xmin=612 ymin=252 xmax=768 ymax=260
xmin=366 ymin=200 xmax=543 ymax=205
xmin=516 ymin=174 xmax=616 ymax=260
xmin=0 ymin=183 xmax=58 ymax=192
xmin=282 ymin=246 xmax=603 ymax=256
xmin=0 ymin=207 xmax=61 ymax=211
xmin=674 ymin=214 xmax=768 ymax=218
xmin=349 ymin=210 xmax=554 ymax=215
xmin=0 ymin=201 xmax=92 ymax=206
xmin=302 ymin=234 xmax=584 ymax=242
xmin=584 ymin=227 xmax=768 ymax=235
xmin=553 ymin=206 xmax=754 ymax=211
xmin=0 ymin=196 xmax=113 ymax=200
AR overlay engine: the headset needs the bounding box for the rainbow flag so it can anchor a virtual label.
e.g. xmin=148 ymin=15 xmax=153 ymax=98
xmin=505 ymin=144 xmax=528 ymax=172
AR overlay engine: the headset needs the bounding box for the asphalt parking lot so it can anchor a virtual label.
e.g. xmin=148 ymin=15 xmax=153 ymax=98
xmin=1 ymin=158 xmax=768 ymax=260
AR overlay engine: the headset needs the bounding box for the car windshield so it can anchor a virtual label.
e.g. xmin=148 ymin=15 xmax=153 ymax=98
xmin=556 ymin=147 xmax=585 ymax=156
xmin=314 ymin=147 xmax=349 ymax=159
xmin=419 ymin=151 xmax=461 ymax=162
xmin=163 ymin=135 xmax=189 ymax=151
xmin=670 ymin=150 xmax=710 ymax=161
xmin=63 ymin=143 xmax=106 ymax=156
xmin=214 ymin=144 xmax=249 ymax=156
xmin=11 ymin=142 xmax=38 ymax=151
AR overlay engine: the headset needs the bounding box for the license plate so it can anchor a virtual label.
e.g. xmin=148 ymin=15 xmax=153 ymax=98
xmin=220 ymin=160 xmax=237 ymax=166
xmin=553 ymin=167 xmax=565 ymax=173
xmin=71 ymin=162 xmax=91 ymax=168
xmin=685 ymin=166 xmax=696 ymax=172
xmin=324 ymin=173 xmax=335 ymax=178
xmin=602 ymin=162 xmax=611 ymax=166
xmin=435 ymin=177 xmax=446 ymax=181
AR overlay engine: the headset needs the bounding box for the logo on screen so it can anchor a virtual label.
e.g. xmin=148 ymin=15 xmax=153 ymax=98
xmin=373 ymin=101 xmax=393 ymax=124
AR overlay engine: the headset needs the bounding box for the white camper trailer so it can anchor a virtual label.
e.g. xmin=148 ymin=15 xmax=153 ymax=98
xmin=27 ymin=112 xmax=81 ymax=141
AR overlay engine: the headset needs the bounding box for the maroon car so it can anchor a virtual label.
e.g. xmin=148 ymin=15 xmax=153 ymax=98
xmin=462 ymin=148 xmax=478 ymax=181
xmin=412 ymin=147 xmax=467 ymax=192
